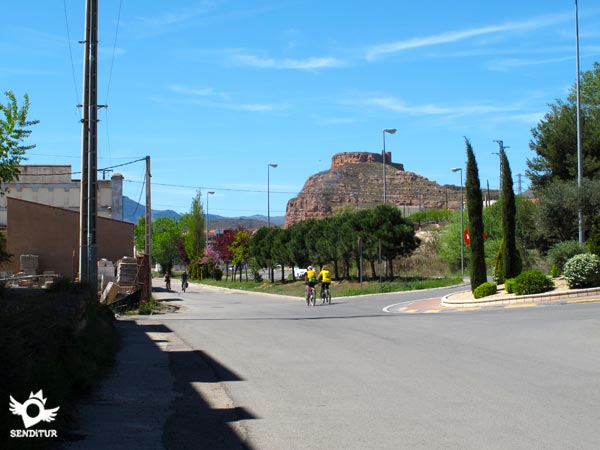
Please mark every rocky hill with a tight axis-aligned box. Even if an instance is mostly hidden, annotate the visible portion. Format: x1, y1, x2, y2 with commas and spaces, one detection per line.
285, 151, 481, 227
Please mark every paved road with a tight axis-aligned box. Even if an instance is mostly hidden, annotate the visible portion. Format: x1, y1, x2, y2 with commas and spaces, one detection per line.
67, 283, 600, 450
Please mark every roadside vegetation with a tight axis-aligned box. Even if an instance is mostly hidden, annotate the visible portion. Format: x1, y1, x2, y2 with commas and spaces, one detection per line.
0, 280, 117, 448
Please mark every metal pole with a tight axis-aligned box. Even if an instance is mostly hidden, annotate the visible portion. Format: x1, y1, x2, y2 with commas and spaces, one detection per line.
87, 0, 99, 289
145, 156, 152, 271
78, 0, 91, 283
460, 170, 464, 277
575, 0, 584, 245
206, 191, 214, 251
382, 133, 387, 204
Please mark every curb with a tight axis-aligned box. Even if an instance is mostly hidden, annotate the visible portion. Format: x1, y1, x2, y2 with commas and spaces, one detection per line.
442, 286, 600, 308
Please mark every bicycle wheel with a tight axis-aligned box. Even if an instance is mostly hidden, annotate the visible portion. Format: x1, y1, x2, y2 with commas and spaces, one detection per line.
311, 288, 316, 306
326, 289, 331, 304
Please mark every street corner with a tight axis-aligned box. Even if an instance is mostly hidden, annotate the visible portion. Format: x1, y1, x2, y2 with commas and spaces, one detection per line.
382, 297, 456, 314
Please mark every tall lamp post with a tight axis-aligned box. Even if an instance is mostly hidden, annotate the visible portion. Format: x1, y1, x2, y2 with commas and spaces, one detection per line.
267, 163, 278, 226
382, 128, 396, 203
452, 167, 464, 277
206, 191, 214, 251
575, 0, 584, 245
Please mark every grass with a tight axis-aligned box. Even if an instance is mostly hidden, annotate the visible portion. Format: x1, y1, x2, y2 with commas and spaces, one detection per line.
197, 275, 463, 298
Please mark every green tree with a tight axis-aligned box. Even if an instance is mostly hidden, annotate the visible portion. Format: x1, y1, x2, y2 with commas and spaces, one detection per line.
499, 148, 521, 281
0, 91, 39, 189
134, 216, 146, 252
183, 190, 205, 262
465, 139, 487, 291
152, 217, 183, 273
0, 91, 39, 263
230, 229, 251, 281
527, 62, 600, 189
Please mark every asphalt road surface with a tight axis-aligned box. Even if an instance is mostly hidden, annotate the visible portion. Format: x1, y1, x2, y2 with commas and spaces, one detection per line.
141, 284, 600, 450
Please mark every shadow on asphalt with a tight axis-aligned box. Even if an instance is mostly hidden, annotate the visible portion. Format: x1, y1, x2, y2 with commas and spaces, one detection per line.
130, 322, 256, 450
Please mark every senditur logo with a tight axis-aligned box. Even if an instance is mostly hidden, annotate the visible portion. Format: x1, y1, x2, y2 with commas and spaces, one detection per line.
9, 390, 59, 438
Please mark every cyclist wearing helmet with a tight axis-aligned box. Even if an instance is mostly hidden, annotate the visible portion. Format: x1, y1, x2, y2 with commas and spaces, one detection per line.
317, 265, 332, 297
305, 266, 317, 299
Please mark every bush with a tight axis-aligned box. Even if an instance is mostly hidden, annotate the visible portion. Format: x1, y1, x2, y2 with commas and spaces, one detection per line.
563, 253, 600, 289
473, 282, 497, 299
549, 264, 561, 278
512, 270, 554, 295
547, 240, 586, 274
504, 278, 516, 294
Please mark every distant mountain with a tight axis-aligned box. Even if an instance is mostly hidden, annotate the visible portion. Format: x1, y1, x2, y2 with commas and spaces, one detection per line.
123, 196, 181, 223
122, 196, 285, 228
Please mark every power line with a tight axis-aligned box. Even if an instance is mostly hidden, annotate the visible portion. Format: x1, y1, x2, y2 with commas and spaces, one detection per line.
62, 0, 80, 111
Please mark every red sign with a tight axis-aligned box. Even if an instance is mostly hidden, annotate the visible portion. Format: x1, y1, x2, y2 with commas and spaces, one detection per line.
464, 228, 470, 246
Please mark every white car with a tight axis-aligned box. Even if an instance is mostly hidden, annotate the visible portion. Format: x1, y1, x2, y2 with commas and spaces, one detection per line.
294, 267, 307, 277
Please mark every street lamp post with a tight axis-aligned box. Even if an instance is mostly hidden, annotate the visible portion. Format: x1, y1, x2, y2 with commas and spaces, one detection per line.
575, 0, 584, 245
267, 163, 278, 226
452, 168, 464, 277
206, 191, 214, 251
382, 128, 396, 204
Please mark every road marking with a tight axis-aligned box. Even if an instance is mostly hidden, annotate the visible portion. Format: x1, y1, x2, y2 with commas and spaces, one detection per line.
424, 310, 440, 314
382, 301, 415, 313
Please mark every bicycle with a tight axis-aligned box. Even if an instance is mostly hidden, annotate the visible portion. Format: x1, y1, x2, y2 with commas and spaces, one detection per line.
165, 278, 171, 291
321, 284, 331, 305
306, 286, 316, 306
181, 280, 188, 292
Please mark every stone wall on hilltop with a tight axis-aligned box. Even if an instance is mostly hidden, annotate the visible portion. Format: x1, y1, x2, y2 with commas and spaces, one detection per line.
285, 152, 488, 228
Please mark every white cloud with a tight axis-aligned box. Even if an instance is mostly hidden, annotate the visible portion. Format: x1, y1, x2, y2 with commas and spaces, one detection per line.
234, 54, 344, 70
359, 96, 514, 116
168, 84, 230, 100
365, 13, 570, 61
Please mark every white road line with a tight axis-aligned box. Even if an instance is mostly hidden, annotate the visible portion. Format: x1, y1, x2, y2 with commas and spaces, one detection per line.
382, 298, 440, 314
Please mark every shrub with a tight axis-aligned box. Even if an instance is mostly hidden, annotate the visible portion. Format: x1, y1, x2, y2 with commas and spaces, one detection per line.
512, 270, 554, 295
549, 264, 561, 278
473, 282, 497, 299
504, 278, 516, 294
547, 240, 586, 274
563, 253, 600, 289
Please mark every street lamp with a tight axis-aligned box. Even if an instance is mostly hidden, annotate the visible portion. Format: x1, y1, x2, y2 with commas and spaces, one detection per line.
206, 191, 214, 250
267, 163, 278, 226
575, 0, 584, 245
382, 128, 396, 204
452, 168, 464, 277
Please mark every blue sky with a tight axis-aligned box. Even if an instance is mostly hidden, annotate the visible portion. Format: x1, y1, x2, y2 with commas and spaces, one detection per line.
2, 1, 599, 218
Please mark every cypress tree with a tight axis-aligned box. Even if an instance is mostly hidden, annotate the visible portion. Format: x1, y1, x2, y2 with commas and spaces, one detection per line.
465, 138, 487, 291
500, 148, 521, 280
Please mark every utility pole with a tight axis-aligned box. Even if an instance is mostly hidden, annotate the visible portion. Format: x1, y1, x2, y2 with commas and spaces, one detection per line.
145, 156, 152, 280
493, 140, 509, 198
78, 0, 91, 283
575, 0, 584, 245
87, 0, 99, 288
517, 173, 523, 195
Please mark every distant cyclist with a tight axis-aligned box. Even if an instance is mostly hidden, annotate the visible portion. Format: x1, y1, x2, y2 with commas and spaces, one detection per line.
317, 265, 332, 299
305, 266, 317, 300
181, 270, 189, 292
164, 270, 171, 291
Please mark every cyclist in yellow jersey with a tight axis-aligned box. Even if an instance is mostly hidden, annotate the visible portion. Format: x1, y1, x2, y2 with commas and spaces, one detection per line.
305, 266, 317, 299
317, 265, 332, 298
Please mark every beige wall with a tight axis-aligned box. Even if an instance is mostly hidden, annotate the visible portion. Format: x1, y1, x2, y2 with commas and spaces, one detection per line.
4, 197, 134, 277
0, 165, 120, 226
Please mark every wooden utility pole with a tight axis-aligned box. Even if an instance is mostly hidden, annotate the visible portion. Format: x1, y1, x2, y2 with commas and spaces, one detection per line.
145, 156, 152, 281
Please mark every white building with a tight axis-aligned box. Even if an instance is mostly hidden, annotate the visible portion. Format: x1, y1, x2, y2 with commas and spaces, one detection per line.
0, 165, 123, 227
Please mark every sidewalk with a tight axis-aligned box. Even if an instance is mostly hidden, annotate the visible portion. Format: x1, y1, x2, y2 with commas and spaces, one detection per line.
62, 289, 250, 450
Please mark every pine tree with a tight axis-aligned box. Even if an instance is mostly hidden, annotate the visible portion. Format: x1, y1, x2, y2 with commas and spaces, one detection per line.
465, 139, 487, 291
500, 148, 521, 280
